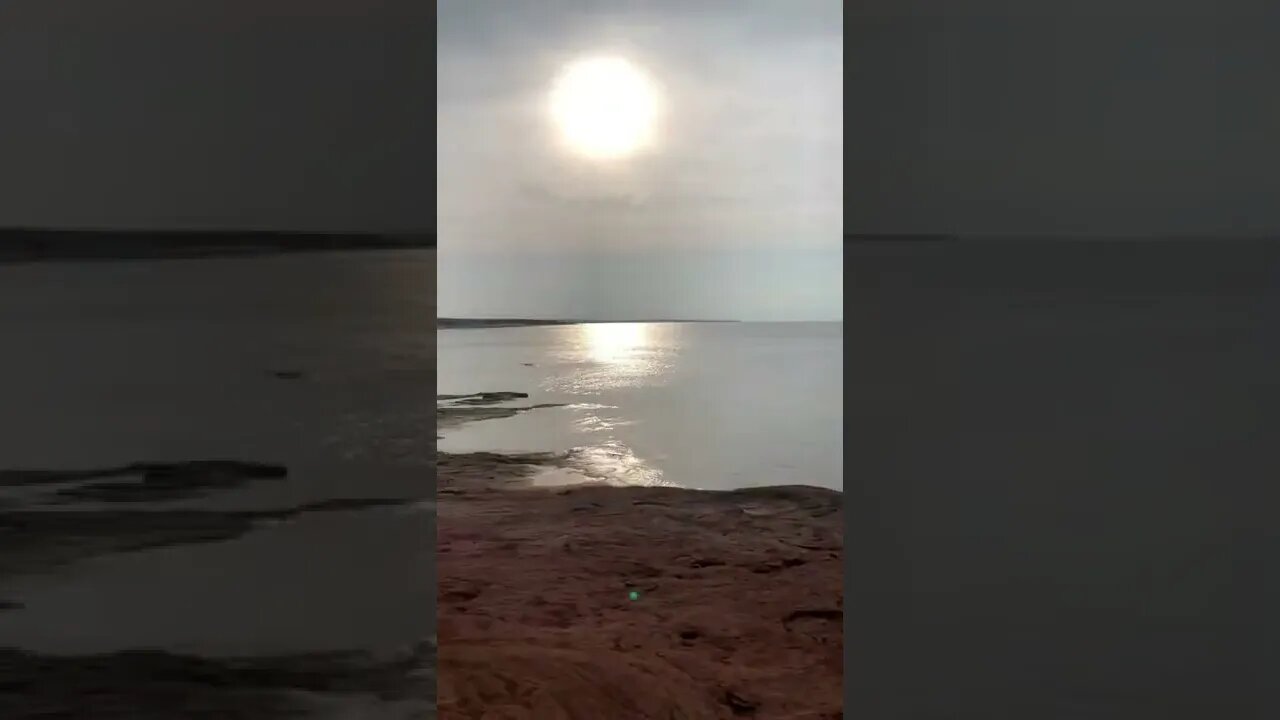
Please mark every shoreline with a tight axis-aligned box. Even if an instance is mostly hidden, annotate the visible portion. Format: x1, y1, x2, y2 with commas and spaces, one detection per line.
0, 643, 432, 719
437, 446, 843, 719
0, 228, 433, 264
439, 318, 741, 329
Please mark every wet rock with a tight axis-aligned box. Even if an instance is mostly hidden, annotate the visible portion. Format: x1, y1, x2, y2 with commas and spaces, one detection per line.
438, 451, 842, 719
436, 391, 528, 405
0, 497, 409, 581
437, 452, 564, 492
436, 403, 567, 431
436, 391, 571, 432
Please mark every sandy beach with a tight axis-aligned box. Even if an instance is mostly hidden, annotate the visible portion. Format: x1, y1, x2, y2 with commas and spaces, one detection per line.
437, 435, 843, 719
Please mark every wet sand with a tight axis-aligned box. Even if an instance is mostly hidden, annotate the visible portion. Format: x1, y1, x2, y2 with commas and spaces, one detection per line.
437, 424, 843, 718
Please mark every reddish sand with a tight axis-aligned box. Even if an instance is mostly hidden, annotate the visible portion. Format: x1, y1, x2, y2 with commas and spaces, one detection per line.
437, 452, 844, 719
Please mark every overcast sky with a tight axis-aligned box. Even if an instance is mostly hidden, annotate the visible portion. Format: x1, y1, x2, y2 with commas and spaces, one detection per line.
0, 0, 431, 232
437, 0, 843, 321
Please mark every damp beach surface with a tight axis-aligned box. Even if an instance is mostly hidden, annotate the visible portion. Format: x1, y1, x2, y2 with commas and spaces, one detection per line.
436, 449, 844, 720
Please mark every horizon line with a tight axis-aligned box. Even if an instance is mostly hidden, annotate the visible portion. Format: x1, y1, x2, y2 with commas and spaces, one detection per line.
439, 317, 841, 325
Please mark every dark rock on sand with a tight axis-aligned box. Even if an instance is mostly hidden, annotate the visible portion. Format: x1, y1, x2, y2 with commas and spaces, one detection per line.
436, 390, 568, 430
436, 451, 564, 490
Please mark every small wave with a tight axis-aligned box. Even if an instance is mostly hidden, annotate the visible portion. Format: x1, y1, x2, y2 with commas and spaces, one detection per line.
561, 442, 678, 488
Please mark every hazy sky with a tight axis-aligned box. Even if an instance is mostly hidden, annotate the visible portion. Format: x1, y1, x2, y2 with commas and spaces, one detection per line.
437, 0, 843, 321
849, 8, 1280, 236
0, 0, 431, 232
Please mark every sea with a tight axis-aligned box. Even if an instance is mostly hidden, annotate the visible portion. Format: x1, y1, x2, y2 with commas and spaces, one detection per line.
0, 250, 437, 718
849, 238, 1280, 716
10, 238, 1280, 714
437, 321, 844, 492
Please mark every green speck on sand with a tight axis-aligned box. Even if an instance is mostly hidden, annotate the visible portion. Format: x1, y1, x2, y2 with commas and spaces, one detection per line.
628, 590, 640, 601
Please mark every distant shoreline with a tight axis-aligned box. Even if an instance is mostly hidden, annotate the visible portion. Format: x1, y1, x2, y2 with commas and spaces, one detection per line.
0, 228, 433, 263
438, 318, 740, 328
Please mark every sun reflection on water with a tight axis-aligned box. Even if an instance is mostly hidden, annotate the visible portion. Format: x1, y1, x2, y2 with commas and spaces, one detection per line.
524, 324, 680, 485
563, 441, 675, 487
547, 322, 675, 394
581, 322, 649, 364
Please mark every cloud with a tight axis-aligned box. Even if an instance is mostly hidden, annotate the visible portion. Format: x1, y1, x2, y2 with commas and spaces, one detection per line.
438, 3, 841, 244
438, 0, 842, 318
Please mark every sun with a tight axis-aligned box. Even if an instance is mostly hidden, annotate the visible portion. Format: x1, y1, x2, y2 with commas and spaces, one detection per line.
548, 56, 661, 161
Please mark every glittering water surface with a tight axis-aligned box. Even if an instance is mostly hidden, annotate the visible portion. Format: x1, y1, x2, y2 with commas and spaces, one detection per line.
437, 322, 844, 491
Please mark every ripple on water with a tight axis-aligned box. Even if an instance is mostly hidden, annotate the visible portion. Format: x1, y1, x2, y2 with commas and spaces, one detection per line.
562, 442, 676, 488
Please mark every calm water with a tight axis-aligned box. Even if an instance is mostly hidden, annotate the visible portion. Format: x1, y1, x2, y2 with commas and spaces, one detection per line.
850, 240, 1280, 716
0, 250, 437, 472
438, 321, 844, 491
0, 250, 436, 660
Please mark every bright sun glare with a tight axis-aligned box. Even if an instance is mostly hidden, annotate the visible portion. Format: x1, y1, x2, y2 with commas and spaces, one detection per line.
582, 323, 649, 364
548, 56, 660, 160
